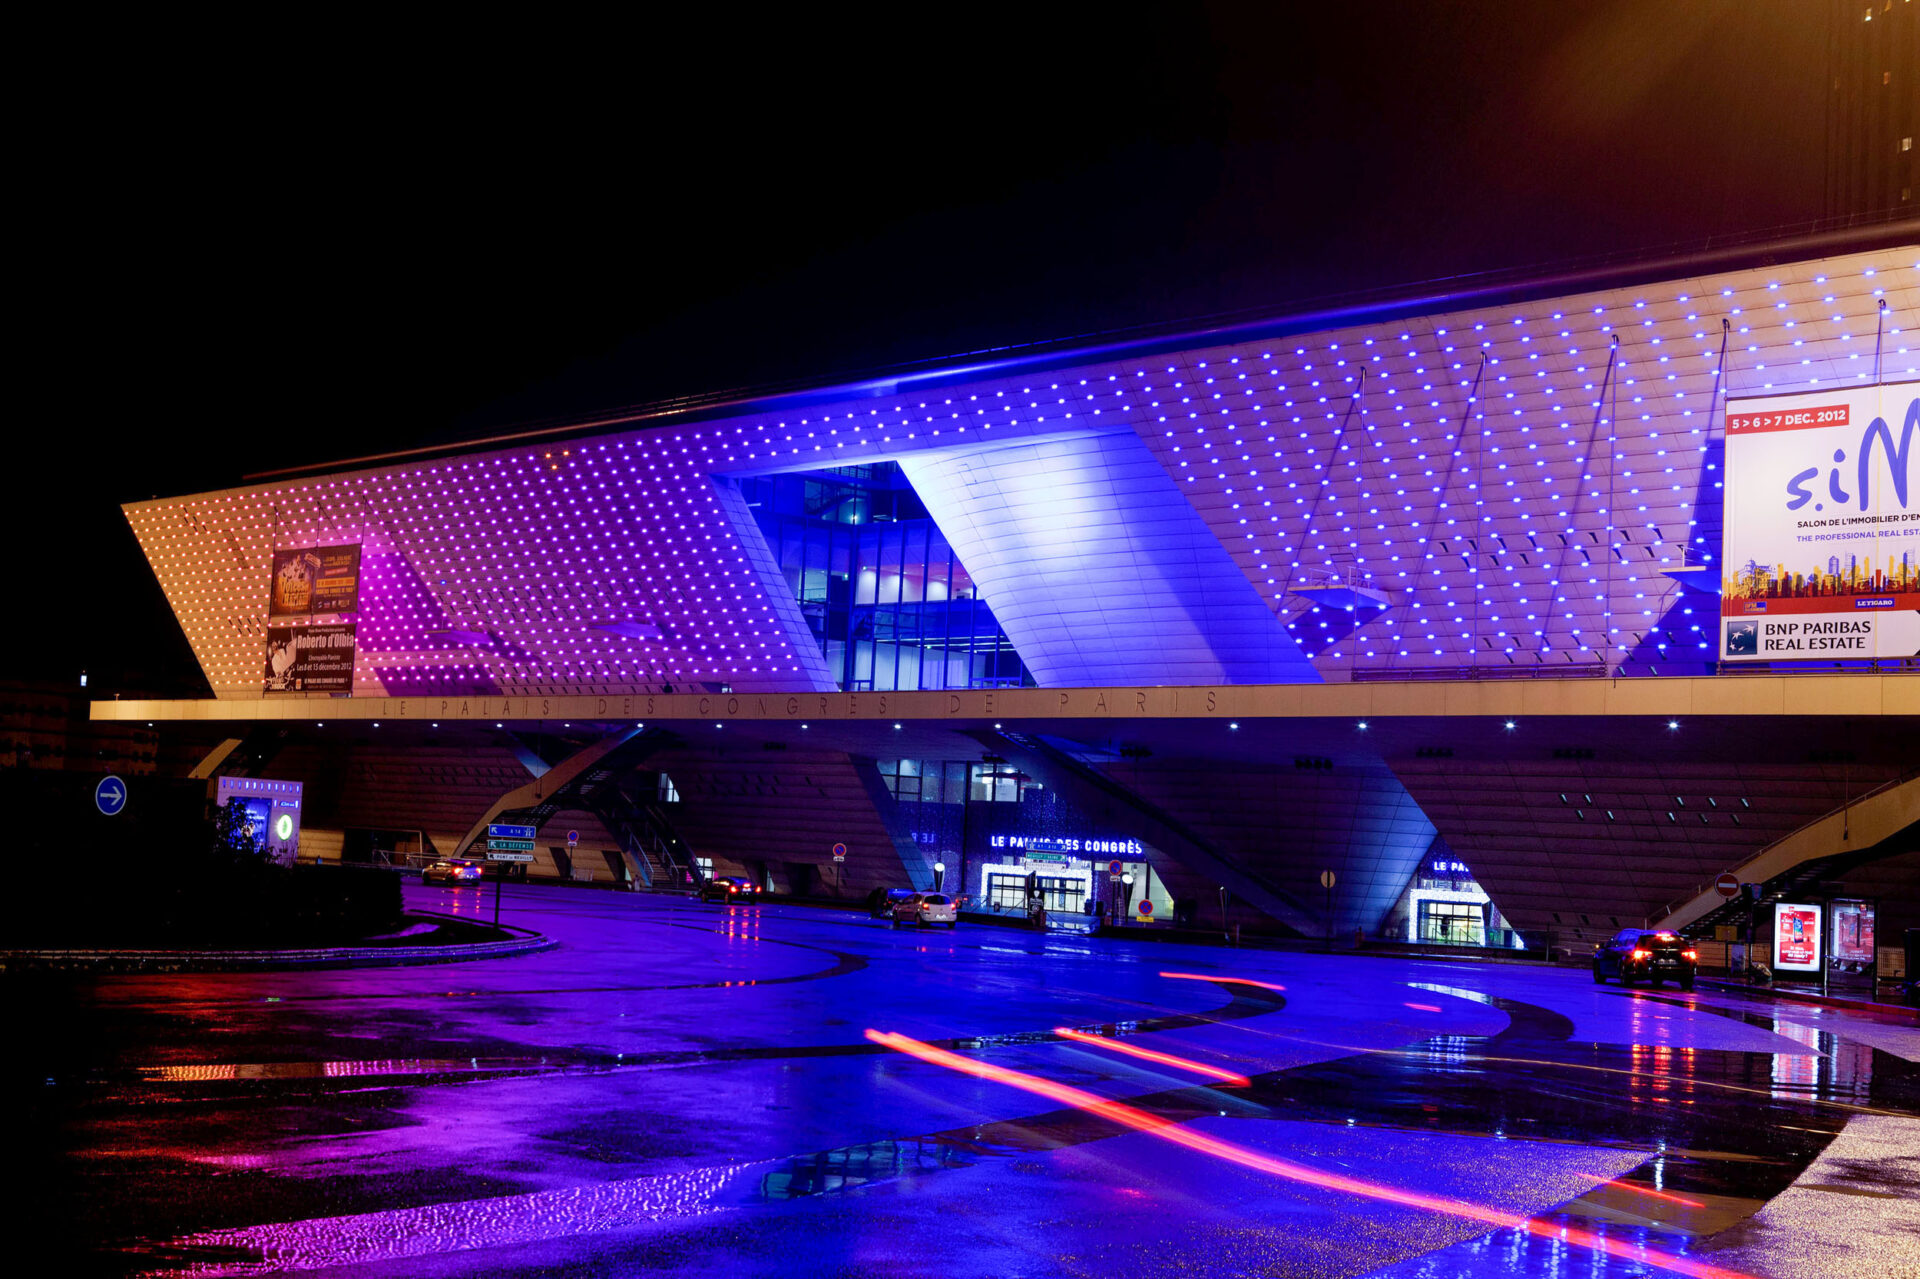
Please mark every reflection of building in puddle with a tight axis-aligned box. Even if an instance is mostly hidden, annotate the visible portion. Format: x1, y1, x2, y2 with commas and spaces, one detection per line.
1414, 1034, 1474, 1069
758, 1138, 973, 1200
1769, 1016, 1872, 1103
135, 1056, 573, 1083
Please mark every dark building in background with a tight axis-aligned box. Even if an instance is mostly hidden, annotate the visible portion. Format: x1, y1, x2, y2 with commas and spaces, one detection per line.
1826, 0, 1920, 215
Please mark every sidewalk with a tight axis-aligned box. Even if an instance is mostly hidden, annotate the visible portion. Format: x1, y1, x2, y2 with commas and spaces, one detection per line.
0, 910, 557, 974
1696, 975, 1917, 1020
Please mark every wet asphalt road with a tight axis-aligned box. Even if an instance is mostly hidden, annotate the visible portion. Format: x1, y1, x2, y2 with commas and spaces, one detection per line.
12, 885, 1919, 1279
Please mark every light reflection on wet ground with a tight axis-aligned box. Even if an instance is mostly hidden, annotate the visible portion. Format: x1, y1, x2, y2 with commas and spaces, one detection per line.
11, 886, 1915, 1278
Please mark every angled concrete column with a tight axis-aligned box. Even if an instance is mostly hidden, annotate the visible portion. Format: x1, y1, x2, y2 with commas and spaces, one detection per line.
973, 730, 1318, 934
451, 728, 667, 858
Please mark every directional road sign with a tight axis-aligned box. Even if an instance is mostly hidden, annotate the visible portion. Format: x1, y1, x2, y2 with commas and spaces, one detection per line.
488, 851, 535, 863
488, 823, 537, 841
487, 839, 536, 852
95, 775, 128, 816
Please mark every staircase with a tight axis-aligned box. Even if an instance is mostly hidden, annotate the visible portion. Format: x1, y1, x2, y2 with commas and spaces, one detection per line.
1655, 770, 1920, 936
452, 728, 676, 875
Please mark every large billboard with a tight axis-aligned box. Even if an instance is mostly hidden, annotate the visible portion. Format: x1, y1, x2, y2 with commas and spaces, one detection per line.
264, 622, 357, 694
270, 544, 361, 617
1720, 381, 1920, 662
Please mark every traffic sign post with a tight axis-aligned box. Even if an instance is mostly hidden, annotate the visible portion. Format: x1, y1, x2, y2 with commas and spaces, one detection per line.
483, 825, 536, 928
1714, 873, 1740, 899
1320, 869, 1337, 948
95, 775, 128, 816
831, 842, 847, 863
567, 830, 579, 848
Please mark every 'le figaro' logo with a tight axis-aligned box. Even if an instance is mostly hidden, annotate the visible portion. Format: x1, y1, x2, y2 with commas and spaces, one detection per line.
1783, 395, 1916, 513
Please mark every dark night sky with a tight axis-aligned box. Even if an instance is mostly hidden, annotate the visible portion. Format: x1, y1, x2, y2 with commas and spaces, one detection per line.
18, 2, 1885, 695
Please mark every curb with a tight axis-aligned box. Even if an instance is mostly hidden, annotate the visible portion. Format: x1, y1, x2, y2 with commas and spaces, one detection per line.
1696, 977, 1918, 1019
0, 911, 557, 973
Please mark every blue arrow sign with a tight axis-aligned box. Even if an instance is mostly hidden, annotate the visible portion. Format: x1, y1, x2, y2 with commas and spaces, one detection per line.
95, 775, 128, 816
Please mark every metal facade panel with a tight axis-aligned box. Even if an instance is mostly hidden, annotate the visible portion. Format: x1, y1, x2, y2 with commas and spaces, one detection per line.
122, 246, 1917, 699
1393, 758, 1907, 935
897, 431, 1319, 686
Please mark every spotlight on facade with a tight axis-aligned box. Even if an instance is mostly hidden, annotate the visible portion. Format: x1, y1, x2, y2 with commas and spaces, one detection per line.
1667, 720, 1680, 730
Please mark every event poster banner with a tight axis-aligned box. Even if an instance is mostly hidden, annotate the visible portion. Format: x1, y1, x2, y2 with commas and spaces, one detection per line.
1773, 902, 1823, 972
269, 544, 361, 617
264, 623, 357, 694
1721, 380, 1920, 661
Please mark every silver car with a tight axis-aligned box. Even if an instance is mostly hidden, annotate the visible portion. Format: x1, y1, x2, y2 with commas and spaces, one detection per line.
892, 892, 959, 929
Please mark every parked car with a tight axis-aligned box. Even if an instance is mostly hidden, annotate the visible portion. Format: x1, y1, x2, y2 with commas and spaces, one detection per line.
422, 859, 483, 885
893, 892, 959, 929
1593, 928, 1697, 989
700, 875, 760, 904
870, 887, 918, 919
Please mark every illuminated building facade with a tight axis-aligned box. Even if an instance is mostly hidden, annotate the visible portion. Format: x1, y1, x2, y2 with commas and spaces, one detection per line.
108, 233, 1920, 950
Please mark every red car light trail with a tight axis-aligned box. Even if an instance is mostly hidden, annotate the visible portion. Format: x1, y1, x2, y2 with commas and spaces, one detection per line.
1570, 1172, 1706, 1208
864, 1029, 1755, 1279
1052, 1026, 1251, 1086
1158, 971, 1286, 992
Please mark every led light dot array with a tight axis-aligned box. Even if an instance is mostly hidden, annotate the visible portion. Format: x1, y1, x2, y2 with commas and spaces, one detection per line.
126, 249, 1915, 697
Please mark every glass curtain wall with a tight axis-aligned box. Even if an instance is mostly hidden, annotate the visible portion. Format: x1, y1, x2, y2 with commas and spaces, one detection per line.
741, 465, 1032, 692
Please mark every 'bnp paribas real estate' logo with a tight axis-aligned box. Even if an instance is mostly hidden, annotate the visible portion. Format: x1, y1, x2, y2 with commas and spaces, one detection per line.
1725, 620, 1759, 656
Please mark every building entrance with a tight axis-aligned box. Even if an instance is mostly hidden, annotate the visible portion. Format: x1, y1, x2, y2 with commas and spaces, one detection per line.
1417, 899, 1486, 947
985, 872, 1085, 913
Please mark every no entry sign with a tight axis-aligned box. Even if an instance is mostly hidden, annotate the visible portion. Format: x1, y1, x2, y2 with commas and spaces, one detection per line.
1714, 873, 1740, 899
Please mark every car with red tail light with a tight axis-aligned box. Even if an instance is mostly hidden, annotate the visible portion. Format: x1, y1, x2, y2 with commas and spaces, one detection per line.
1593, 929, 1697, 989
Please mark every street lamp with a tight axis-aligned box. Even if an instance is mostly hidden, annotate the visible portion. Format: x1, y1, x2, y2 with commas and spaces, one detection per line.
933, 860, 946, 891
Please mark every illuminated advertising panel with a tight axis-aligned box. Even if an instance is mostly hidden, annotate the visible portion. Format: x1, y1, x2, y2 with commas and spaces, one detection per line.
213, 776, 303, 866
1829, 898, 1875, 964
1772, 902, 1823, 972
1721, 381, 1920, 662
270, 544, 361, 617
264, 622, 357, 694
